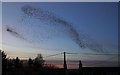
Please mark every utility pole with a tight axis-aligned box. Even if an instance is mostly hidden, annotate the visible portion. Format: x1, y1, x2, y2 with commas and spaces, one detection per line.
63, 52, 67, 75
79, 60, 83, 75
79, 60, 82, 70
64, 52, 67, 70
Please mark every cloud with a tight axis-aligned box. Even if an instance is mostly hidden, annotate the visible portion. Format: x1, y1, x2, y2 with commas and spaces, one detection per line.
3, 49, 37, 59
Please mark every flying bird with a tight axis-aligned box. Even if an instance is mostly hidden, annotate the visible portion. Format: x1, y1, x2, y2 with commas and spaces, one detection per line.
6, 26, 26, 41
20, 5, 105, 53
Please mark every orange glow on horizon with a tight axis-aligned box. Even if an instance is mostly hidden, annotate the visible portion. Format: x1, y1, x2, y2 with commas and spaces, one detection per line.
54, 64, 95, 69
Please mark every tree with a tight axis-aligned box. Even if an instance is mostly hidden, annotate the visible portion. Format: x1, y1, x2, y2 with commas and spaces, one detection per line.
2, 51, 8, 75
34, 54, 45, 68
28, 58, 33, 68
14, 57, 20, 68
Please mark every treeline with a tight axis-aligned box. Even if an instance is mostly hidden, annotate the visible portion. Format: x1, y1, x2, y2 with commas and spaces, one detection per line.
1, 51, 57, 75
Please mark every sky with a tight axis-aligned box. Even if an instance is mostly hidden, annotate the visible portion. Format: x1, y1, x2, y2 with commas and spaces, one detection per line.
1, 2, 118, 68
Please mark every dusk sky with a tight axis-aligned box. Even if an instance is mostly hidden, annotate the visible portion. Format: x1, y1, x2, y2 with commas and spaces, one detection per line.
1, 2, 118, 68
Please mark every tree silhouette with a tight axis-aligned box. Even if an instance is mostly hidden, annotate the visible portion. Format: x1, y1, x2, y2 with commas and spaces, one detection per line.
2, 51, 8, 75
28, 58, 33, 68
33, 54, 45, 68
14, 57, 20, 68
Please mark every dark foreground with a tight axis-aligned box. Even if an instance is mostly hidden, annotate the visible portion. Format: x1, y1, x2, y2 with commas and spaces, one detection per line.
4, 67, 120, 75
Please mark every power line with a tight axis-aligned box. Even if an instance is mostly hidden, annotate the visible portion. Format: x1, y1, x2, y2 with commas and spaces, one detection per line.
66, 52, 78, 54
43, 52, 78, 58
43, 52, 118, 68
43, 52, 63, 58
